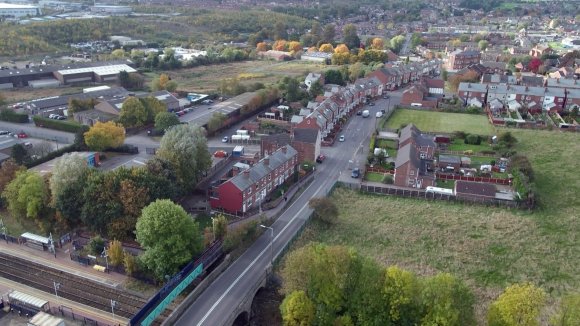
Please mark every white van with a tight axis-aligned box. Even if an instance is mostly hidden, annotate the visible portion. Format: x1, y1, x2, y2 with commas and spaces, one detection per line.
376, 112, 383, 118
411, 103, 422, 107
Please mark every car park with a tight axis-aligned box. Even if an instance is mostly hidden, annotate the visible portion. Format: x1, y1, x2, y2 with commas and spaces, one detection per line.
339, 135, 345, 142
316, 154, 326, 163
351, 168, 360, 178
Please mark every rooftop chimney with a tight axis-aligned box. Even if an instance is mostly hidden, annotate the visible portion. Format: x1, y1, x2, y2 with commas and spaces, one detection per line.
281, 146, 287, 154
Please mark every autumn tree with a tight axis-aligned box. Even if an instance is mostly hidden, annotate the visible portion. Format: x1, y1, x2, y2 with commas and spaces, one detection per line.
256, 42, 269, 52
528, 58, 542, 73
488, 283, 546, 326
273, 40, 288, 51
334, 44, 349, 54
84, 121, 125, 151
319, 43, 334, 53
287, 41, 302, 53
421, 273, 475, 326
157, 124, 211, 191
371, 38, 385, 50
152, 73, 173, 91
280, 291, 315, 326
342, 24, 360, 50
154, 111, 180, 132
123, 252, 137, 276
383, 266, 422, 324
448, 70, 480, 92
136, 199, 203, 279
2, 170, 49, 221
108, 239, 124, 267
119, 179, 149, 217
213, 214, 228, 240
140, 96, 167, 122
50, 153, 90, 206
207, 112, 227, 133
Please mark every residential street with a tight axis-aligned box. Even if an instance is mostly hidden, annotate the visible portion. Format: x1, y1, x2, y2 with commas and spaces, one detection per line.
174, 90, 403, 326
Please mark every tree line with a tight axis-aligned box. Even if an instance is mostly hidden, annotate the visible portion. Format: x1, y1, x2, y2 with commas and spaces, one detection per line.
279, 243, 579, 326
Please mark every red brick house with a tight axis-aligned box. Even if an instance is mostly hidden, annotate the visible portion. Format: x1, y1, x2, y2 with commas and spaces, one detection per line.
210, 145, 298, 214
400, 78, 445, 108
261, 133, 291, 158
394, 124, 436, 189
291, 128, 321, 163
529, 45, 552, 58
447, 49, 481, 70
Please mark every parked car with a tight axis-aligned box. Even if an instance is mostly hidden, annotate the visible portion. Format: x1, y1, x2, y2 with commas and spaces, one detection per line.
202, 99, 213, 104
0, 130, 9, 135
368, 102, 375, 106
17, 132, 28, 138
351, 168, 360, 178
56, 116, 66, 120
339, 135, 345, 142
316, 154, 326, 163
48, 114, 57, 119
380, 109, 386, 114
356, 111, 362, 116
383, 95, 390, 99
222, 136, 229, 143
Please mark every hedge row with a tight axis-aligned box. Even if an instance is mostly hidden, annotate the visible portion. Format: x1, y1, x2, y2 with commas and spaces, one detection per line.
0, 109, 29, 123
25, 143, 81, 169
33, 116, 83, 133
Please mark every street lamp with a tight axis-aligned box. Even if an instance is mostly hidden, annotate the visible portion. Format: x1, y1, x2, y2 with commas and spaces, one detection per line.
110, 299, 117, 318
53, 281, 60, 303
259, 225, 274, 265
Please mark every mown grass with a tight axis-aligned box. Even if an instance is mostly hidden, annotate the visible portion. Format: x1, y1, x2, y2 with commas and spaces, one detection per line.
295, 129, 580, 322
447, 138, 495, 152
364, 172, 385, 183
386, 109, 495, 135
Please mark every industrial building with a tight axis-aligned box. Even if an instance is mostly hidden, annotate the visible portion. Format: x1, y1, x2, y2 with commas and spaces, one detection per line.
0, 2, 41, 17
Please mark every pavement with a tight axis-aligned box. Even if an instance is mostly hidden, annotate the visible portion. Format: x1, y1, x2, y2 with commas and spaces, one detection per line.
174, 89, 403, 325
0, 240, 129, 325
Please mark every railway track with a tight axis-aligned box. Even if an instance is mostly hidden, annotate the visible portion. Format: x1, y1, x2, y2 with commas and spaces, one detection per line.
0, 252, 151, 319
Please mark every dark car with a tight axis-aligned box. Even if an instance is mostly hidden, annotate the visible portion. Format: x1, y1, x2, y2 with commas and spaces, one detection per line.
316, 154, 326, 163
368, 102, 375, 106
351, 168, 360, 178
356, 111, 362, 116
383, 95, 390, 99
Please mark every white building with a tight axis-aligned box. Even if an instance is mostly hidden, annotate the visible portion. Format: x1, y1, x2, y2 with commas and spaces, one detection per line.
0, 3, 41, 17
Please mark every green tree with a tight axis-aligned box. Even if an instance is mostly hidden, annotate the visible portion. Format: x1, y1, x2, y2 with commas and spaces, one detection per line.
84, 121, 125, 151
157, 124, 211, 191
383, 266, 422, 324
324, 69, 345, 86
308, 197, 338, 224
322, 24, 336, 44
2, 170, 49, 220
136, 199, 203, 279
140, 96, 167, 123
80, 170, 122, 234
123, 251, 137, 276
478, 40, 489, 51
0, 159, 25, 205
342, 24, 360, 50
442, 68, 448, 81
207, 112, 227, 133
488, 283, 546, 326
111, 49, 126, 59
50, 153, 90, 206
118, 70, 131, 89
154, 111, 180, 132
11, 144, 29, 165
420, 273, 475, 326
390, 35, 406, 54
551, 293, 580, 326
119, 96, 147, 128
280, 291, 316, 326
55, 170, 88, 228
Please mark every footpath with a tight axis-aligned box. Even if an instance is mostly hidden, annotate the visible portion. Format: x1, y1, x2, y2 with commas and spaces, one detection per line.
0, 239, 129, 325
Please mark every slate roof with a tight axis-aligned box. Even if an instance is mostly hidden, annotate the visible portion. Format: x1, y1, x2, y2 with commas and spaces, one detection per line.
439, 155, 461, 164
293, 128, 319, 143
455, 181, 497, 198
399, 123, 436, 148
229, 145, 297, 191
27, 87, 129, 110
458, 82, 488, 93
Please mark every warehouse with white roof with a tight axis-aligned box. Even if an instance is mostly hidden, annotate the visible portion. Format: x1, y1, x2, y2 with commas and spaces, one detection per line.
0, 2, 41, 17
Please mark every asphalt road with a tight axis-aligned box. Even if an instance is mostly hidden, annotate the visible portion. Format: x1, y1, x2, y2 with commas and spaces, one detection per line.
0, 121, 74, 144
174, 90, 403, 326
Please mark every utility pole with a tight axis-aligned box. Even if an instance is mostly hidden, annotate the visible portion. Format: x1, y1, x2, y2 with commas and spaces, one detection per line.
111, 299, 117, 319
0, 219, 7, 244
211, 217, 216, 242
53, 281, 60, 306
102, 248, 109, 271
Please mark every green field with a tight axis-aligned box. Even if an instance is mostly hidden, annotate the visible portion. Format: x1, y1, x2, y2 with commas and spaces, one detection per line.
387, 109, 495, 135
294, 129, 580, 322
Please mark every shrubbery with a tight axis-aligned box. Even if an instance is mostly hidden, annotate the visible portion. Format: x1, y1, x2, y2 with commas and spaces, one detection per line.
0, 109, 29, 123
33, 116, 83, 133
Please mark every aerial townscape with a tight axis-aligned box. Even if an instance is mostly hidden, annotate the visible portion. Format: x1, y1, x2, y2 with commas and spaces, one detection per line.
0, 0, 579, 325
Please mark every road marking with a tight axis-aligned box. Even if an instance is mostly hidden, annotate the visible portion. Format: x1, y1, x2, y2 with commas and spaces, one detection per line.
196, 177, 329, 326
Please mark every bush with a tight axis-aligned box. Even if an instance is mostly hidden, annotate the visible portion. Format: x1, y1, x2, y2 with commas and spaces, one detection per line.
33, 116, 82, 133
24, 143, 81, 168
464, 134, 481, 145
453, 131, 467, 139
0, 109, 28, 123
88, 236, 105, 256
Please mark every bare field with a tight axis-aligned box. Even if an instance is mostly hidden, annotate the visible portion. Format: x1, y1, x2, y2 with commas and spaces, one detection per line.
145, 60, 335, 93
295, 129, 580, 323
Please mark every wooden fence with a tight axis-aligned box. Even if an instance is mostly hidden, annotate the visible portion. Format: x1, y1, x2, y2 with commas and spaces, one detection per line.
436, 173, 511, 185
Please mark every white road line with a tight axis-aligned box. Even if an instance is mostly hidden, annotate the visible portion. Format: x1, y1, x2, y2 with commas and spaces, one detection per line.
196, 178, 328, 326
